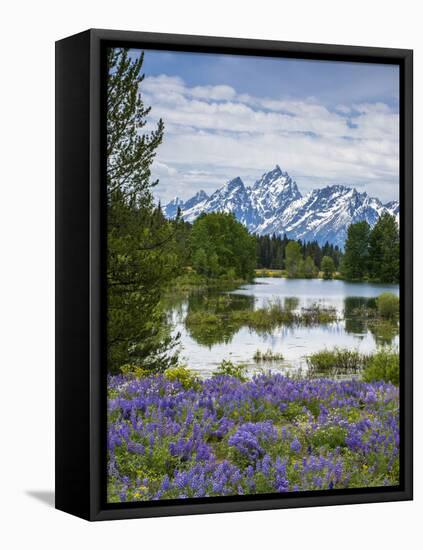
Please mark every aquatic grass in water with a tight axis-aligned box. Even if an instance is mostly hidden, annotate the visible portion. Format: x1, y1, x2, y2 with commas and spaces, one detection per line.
185, 299, 337, 334
306, 348, 369, 377
253, 349, 285, 363
376, 292, 399, 320
107, 372, 399, 502
306, 347, 399, 383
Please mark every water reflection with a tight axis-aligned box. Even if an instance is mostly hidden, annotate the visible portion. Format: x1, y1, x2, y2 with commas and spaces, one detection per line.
182, 292, 254, 346
165, 278, 399, 375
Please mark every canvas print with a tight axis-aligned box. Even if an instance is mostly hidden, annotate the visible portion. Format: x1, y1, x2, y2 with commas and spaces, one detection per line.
106, 47, 400, 503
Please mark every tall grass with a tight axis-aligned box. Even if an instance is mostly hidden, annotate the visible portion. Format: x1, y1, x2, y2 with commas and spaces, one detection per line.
306, 347, 399, 384
253, 349, 284, 362
306, 348, 368, 377
185, 300, 337, 333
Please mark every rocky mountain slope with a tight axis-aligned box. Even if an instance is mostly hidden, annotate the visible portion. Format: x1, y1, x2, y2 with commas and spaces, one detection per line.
164, 165, 399, 248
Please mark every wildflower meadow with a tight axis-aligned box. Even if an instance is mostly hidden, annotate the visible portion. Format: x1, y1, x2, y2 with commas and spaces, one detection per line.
107, 373, 399, 502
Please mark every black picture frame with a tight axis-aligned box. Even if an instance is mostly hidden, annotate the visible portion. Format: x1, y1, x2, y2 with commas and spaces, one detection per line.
55, 28, 413, 521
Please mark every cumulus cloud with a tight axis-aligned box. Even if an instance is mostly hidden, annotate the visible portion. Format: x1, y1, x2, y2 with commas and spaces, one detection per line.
142, 74, 399, 203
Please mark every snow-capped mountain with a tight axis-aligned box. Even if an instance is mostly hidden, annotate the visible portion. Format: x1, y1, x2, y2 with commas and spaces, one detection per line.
164, 190, 209, 219
183, 190, 209, 211
164, 165, 399, 248
186, 177, 259, 227
384, 200, 400, 220
163, 196, 185, 219
266, 185, 390, 247
250, 165, 302, 224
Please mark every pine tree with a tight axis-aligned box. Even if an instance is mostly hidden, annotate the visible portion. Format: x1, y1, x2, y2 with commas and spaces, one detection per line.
341, 221, 371, 280
107, 48, 179, 374
368, 213, 399, 283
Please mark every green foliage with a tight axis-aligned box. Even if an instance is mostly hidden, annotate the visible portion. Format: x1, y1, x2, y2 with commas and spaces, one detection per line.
107, 49, 164, 200
341, 214, 399, 284
108, 200, 181, 373
212, 360, 249, 381
321, 255, 336, 279
164, 365, 200, 389
368, 213, 399, 283
285, 241, 304, 278
303, 256, 318, 278
192, 247, 208, 276
341, 221, 371, 280
185, 299, 337, 347
362, 348, 399, 385
106, 48, 182, 374
119, 364, 149, 378
310, 425, 347, 449
376, 292, 399, 319
306, 348, 369, 376
368, 319, 399, 346
190, 213, 256, 280
255, 233, 341, 271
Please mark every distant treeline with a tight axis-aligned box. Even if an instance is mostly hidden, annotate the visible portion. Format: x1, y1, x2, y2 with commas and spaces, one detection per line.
255, 233, 342, 271
168, 211, 399, 283
164, 210, 342, 280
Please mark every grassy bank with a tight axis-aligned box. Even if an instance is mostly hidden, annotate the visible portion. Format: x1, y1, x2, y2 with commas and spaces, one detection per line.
254, 268, 343, 279
255, 268, 287, 278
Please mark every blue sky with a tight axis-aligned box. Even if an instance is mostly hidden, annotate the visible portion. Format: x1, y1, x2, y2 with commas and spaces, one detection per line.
129, 48, 400, 203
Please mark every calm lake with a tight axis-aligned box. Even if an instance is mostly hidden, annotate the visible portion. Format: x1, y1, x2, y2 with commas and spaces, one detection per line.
168, 278, 399, 377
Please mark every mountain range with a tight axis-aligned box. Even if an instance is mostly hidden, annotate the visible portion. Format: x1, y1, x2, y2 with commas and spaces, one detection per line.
163, 165, 399, 248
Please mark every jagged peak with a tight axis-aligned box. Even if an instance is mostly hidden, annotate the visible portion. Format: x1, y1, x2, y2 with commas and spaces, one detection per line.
223, 176, 246, 191
253, 165, 298, 191
310, 184, 354, 197
384, 199, 399, 208
257, 165, 283, 182
163, 167, 396, 248
168, 196, 184, 205
193, 189, 209, 200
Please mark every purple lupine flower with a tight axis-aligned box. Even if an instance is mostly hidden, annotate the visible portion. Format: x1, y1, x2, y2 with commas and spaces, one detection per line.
290, 438, 301, 453
107, 372, 399, 502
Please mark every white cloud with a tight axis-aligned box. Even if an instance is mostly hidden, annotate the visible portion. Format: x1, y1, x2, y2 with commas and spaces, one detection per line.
142, 74, 399, 203
153, 161, 178, 177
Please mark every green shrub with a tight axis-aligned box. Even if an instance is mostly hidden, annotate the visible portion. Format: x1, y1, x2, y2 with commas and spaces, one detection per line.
120, 364, 149, 378
306, 348, 368, 376
321, 255, 336, 279
281, 402, 306, 421
310, 425, 347, 449
164, 365, 200, 389
212, 359, 249, 381
376, 292, 399, 319
362, 348, 399, 385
